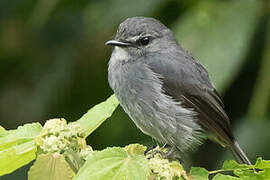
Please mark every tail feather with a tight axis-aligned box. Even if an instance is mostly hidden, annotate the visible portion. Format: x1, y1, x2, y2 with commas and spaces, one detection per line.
230, 140, 252, 165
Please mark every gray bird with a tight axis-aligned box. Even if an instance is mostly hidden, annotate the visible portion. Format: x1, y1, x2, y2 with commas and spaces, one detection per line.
106, 16, 251, 164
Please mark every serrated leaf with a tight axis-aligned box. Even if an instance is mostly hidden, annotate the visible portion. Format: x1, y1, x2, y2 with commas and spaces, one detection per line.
28, 153, 74, 180
234, 168, 270, 180
173, 0, 259, 92
73, 145, 149, 180
0, 122, 42, 150
232, 158, 270, 180
0, 126, 7, 137
254, 157, 270, 169
212, 173, 239, 180
0, 123, 42, 176
222, 160, 252, 170
209, 157, 270, 180
75, 94, 119, 137
124, 143, 147, 155
0, 140, 37, 176
190, 167, 209, 180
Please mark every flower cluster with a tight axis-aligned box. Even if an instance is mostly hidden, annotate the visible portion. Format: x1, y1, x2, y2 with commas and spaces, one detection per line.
36, 118, 93, 169
146, 147, 189, 180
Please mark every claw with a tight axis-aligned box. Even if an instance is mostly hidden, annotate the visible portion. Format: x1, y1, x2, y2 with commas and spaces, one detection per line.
145, 146, 182, 162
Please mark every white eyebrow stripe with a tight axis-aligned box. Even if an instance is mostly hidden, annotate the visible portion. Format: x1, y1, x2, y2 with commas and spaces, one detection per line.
126, 35, 141, 42
126, 33, 154, 42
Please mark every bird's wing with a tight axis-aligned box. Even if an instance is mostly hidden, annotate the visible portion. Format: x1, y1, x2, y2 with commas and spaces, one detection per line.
145, 52, 234, 146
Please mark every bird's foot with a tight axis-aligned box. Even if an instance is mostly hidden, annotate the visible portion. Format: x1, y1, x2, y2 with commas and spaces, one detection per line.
145, 146, 167, 159
145, 145, 182, 162
162, 146, 182, 162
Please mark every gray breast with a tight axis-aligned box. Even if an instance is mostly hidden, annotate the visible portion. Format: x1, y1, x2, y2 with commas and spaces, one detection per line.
108, 55, 203, 153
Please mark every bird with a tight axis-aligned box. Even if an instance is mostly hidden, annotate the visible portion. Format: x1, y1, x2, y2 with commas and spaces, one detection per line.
106, 16, 251, 165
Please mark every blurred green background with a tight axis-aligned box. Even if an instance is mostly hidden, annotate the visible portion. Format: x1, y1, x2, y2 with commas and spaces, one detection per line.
0, 0, 270, 179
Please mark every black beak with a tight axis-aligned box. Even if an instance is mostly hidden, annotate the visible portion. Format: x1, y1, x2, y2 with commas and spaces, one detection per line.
105, 40, 131, 47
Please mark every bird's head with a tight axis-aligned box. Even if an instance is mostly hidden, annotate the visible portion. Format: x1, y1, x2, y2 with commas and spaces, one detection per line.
106, 17, 178, 61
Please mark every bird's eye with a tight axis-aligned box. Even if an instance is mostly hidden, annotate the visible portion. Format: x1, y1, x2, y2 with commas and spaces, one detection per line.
138, 37, 150, 46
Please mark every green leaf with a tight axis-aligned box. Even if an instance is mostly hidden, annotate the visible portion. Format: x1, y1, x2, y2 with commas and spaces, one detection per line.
254, 157, 270, 169
124, 143, 147, 155
73, 145, 149, 180
232, 158, 270, 180
190, 167, 209, 180
222, 160, 252, 170
212, 174, 239, 180
0, 123, 42, 176
75, 94, 119, 137
28, 153, 74, 180
0, 126, 7, 137
173, 0, 259, 92
209, 158, 270, 180
0, 140, 37, 176
0, 122, 42, 150
234, 168, 270, 180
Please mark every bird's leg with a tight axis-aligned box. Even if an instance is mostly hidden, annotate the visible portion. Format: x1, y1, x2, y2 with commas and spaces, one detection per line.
145, 144, 182, 162
145, 144, 168, 159
144, 145, 158, 155
162, 145, 182, 162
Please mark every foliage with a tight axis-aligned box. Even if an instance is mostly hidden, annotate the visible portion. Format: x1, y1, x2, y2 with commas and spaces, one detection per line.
28, 153, 74, 180
1, 95, 270, 179
0, 123, 42, 176
0, 95, 117, 178
74, 145, 149, 180
192, 158, 270, 179
75, 94, 119, 137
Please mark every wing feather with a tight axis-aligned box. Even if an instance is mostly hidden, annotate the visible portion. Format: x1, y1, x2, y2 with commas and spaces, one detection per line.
145, 52, 234, 146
